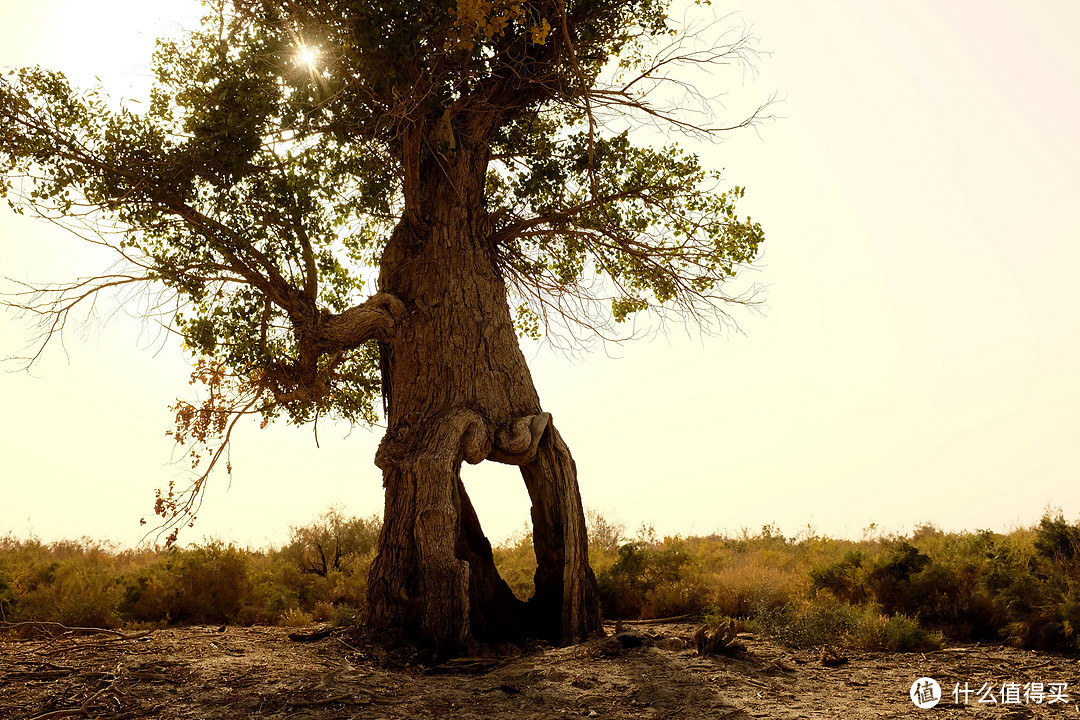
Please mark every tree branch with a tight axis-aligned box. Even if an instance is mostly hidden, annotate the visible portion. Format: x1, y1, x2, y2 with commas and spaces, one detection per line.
315, 291, 407, 351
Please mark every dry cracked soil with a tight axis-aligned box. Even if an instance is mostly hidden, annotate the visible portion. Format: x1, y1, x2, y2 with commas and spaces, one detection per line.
2, 621, 1078, 719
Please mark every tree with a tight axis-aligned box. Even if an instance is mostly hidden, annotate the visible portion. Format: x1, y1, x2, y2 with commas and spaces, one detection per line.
1, 0, 766, 657
286, 508, 380, 577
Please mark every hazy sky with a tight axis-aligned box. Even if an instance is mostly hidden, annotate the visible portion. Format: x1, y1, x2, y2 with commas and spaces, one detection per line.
2, 0, 1078, 549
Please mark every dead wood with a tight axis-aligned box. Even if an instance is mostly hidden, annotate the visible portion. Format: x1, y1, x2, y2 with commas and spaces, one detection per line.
288, 627, 335, 642
26, 679, 116, 720
1, 621, 153, 641
617, 614, 696, 626
694, 620, 739, 656
284, 693, 370, 708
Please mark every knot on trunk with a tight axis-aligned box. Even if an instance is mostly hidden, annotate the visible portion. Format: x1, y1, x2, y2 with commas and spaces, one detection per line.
489, 412, 551, 465
460, 413, 493, 465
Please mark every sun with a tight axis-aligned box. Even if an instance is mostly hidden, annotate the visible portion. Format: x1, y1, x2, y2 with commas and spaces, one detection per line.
296, 45, 319, 69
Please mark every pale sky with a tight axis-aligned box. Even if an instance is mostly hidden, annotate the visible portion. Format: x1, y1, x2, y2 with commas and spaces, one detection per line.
2, 0, 1078, 549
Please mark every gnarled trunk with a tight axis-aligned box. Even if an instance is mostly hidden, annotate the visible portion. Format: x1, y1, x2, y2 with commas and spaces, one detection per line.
365, 140, 601, 656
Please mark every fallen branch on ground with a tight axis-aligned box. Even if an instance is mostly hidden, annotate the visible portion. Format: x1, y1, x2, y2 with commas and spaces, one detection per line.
0, 621, 153, 641
26, 679, 115, 720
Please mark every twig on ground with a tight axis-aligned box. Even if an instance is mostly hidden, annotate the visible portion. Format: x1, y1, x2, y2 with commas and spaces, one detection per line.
26, 679, 115, 720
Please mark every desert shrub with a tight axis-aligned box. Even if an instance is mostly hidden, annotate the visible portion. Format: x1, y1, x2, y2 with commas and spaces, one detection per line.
0, 511, 382, 630
236, 550, 370, 625
493, 511, 629, 605
849, 606, 942, 652
326, 552, 372, 608
16, 557, 124, 628
332, 604, 364, 627
492, 527, 536, 602
597, 531, 708, 619
121, 541, 250, 624
809, 549, 869, 605
239, 567, 301, 625
0, 538, 126, 628
586, 510, 626, 575
641, 574, 711, 618
751, 596, 855, 649
998, 512, 1080, 650
803, 517, 1080, 651
312, 601, 335, 622
0, 568, 16, 621
863, 541, 931, 613
753, 596, 941, 652
709, 563, 792, 620
47, 564, 121, 628
1034, 512, 1080, 565
2, 509, 1079, 652
280, 607, 314, 627
282, 508, 381, 578
811, 537, 989, 641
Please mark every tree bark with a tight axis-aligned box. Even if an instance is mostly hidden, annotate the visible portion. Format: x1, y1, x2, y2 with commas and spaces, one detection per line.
364, 131, 601, 656
521, 423, 602, 645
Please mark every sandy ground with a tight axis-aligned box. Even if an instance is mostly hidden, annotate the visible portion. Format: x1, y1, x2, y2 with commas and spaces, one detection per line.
2, 622, 1078, 718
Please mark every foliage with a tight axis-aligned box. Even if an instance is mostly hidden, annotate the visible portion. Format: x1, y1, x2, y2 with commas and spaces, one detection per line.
0, 566, 18, 621
492, 509, 629, 602
596, 526, 709, 619
0, 509, 378, 630
0, 537, 130, 628
7, 510, 1080, 654
806, 513, 1080, 651
751, 597, 941, 653
492, 526, 537, 602
121, 541, 253, 624
585, 508, 626, 574
281, 507, 380, 577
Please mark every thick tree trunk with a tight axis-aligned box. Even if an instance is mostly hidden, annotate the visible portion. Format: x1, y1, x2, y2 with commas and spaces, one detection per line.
365, 136, 601, 656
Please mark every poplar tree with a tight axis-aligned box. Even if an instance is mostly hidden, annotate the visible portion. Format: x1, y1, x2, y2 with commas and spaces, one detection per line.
1, 0, 766, 657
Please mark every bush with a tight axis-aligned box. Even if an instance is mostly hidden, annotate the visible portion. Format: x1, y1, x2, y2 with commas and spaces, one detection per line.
121, 541, 251, 624
809, 549, 869, 605
850, 607, 942, 652
754, 596, 941, 652
492, 526, 537, 602
280, 607, 314, 627
2, 508, 1079, 653
282, 508, 381, 578
0, 538, 126, 628
752, 597, 855, 649
17, 557, 124, 628
597, 531, 710, 619
332, 604, 364, 627
804, 514, 1080, 652
0, 567, 16, 621
586, 509, 626, 575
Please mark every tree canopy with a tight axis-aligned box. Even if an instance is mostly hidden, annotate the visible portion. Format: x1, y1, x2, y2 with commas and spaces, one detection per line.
1, 0, 766, 543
